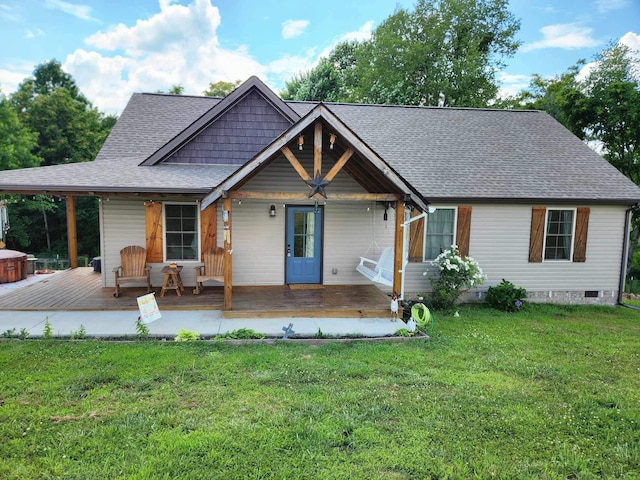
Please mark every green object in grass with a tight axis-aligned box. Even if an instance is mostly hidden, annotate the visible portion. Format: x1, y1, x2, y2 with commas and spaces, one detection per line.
174, 328, 200, 341
411, 302, 434, 333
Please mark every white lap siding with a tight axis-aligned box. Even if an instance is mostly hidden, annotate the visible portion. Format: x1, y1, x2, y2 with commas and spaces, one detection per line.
100, 153, 397, 287
402, 203, 627, 304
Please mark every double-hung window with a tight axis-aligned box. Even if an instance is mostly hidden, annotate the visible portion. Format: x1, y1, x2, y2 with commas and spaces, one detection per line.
164, 203, 199, 261
529, 206, 588, 263
424, 207, 456, 261
544, 208, 575, 261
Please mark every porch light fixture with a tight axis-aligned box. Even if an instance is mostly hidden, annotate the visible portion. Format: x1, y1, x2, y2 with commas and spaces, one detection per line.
269, 204, 276, 217
329, 133, 337, 150
297, 134, 304, 150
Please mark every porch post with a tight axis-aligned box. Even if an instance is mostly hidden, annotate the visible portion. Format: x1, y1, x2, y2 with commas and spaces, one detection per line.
66, 196, 78, 268
223, 197, 232, 311
393, 200, 405, 298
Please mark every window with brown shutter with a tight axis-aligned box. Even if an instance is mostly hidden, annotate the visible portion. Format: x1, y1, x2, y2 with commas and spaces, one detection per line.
200, 202, 218, 259
456, 206, 472, 257
529, 206, 589, 263
408, 209, 424, 262
145, 201, 163, 263
145, 201, 205, 262
529, 207, 546, 263
572, 207, 589, 262
408, 206, 469, 261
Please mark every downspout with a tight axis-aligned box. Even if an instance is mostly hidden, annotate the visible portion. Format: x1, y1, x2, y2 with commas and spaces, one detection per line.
401, 210, 427, 300
618, 203, 639, 305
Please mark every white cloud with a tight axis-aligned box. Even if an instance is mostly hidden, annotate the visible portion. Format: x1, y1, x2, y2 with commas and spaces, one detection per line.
576, 31, 640, 82
497, 72, 531, 98
267, 20, 374, 94
24, 28, 45, 39
44, 0, 99, 22
0, 67, 31, 95
595, 0, 630, 14
62, 0, 268, 114
619, 31, 640, 53
281, 19, 309, 40
0, 4, 20, 22
522, 23, 601, 52
317, 20, 374, 59
1, 1, 392, 114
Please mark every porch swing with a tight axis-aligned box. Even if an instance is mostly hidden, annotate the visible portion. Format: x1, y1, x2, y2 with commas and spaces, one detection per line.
356, 204, 429, 295
356, 246, 395, 287
355, 203, 395, 287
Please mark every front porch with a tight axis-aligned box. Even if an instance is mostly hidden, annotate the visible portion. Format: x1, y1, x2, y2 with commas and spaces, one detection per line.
0, 268, 391, 318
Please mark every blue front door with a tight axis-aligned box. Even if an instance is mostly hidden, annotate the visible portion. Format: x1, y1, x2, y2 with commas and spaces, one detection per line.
286, 206, 322, 284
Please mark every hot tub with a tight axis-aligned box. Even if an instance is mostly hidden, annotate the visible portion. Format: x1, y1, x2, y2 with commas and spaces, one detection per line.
0, 250, 27, 284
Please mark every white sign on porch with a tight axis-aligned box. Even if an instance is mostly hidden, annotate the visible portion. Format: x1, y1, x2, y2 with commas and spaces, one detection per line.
137, 293, 161, 323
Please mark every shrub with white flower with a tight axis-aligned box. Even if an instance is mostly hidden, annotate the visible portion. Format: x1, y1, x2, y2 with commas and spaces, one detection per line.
428, 245, 485, 311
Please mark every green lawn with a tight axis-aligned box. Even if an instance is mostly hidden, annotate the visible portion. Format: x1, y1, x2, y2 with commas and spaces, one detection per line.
1, 304, 639, 479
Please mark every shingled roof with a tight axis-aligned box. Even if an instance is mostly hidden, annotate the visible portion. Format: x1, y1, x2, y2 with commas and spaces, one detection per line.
288, 102, 640, 203
0, 78, 638, 204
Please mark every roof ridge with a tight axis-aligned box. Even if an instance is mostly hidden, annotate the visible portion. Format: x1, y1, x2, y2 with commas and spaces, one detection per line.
285, 99, 540, 113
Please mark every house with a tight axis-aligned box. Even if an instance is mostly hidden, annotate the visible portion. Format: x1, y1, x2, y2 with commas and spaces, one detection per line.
0, 76, 638, 310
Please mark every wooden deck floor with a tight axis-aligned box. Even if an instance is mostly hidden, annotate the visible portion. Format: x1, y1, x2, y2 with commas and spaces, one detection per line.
0, 268, 391, 318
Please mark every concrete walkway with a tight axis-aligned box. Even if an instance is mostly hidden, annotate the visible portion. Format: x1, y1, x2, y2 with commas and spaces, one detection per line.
0, 271, 404, 339
0, 309, 402, 338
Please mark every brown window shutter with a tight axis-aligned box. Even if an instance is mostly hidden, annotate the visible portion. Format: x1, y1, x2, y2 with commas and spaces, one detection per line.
529, 207, 546, 263
456, 206, 472, 257
200, 202, 218, 259
408, 209, 425, 262
145, 201, 163, 263
573, 207, 590, 262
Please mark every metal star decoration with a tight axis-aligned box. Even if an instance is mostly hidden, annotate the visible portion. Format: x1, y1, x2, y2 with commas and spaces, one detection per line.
305, 170, 330, 198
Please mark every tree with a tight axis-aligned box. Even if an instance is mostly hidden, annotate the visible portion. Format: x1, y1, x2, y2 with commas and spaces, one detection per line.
283, 0, 520, 107
11, 60, 110, 166
512, 44, 640, 277
281, 59, 343, 102
6, 60, 114, 257
0, 95, 41, 170
282, 41, 360, 102
203, 80, 241, 97
583, 44, 640, 278
354, 0, 521, 106
156, 84, 184, 95
500, 63, 591, 139
583, 44, 640, 184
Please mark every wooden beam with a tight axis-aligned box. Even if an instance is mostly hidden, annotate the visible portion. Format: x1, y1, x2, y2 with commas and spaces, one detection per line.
324, 147, 354, 182
314, 121, 322, 176
66, 196, 78, 268
393, 201, 405, 299
223, 197, 232, 311
280, 145, 311, 181
228, 191, 401, 201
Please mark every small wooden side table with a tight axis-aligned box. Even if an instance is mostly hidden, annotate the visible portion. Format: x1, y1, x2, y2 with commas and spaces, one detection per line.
160, 265, 184, 297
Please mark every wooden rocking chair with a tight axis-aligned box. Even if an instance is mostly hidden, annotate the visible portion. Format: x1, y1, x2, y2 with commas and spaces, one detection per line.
113, 245, 152, 298
193, 247, 224, 294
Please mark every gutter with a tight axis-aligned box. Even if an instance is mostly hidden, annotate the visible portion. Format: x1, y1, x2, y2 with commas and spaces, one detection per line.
618, 203, 640, 305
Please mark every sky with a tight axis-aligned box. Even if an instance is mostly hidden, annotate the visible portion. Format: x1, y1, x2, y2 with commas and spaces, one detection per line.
0, 0, 639, 115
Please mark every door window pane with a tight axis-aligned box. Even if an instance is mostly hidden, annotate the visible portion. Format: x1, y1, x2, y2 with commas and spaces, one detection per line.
293, 212, 315, 258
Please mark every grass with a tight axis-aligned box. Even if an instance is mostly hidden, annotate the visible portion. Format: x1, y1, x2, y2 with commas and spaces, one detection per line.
0, 304, 639, 479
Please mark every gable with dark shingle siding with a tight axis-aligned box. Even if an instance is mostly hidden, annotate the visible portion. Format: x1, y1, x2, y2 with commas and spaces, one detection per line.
165, 90, 292, 165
